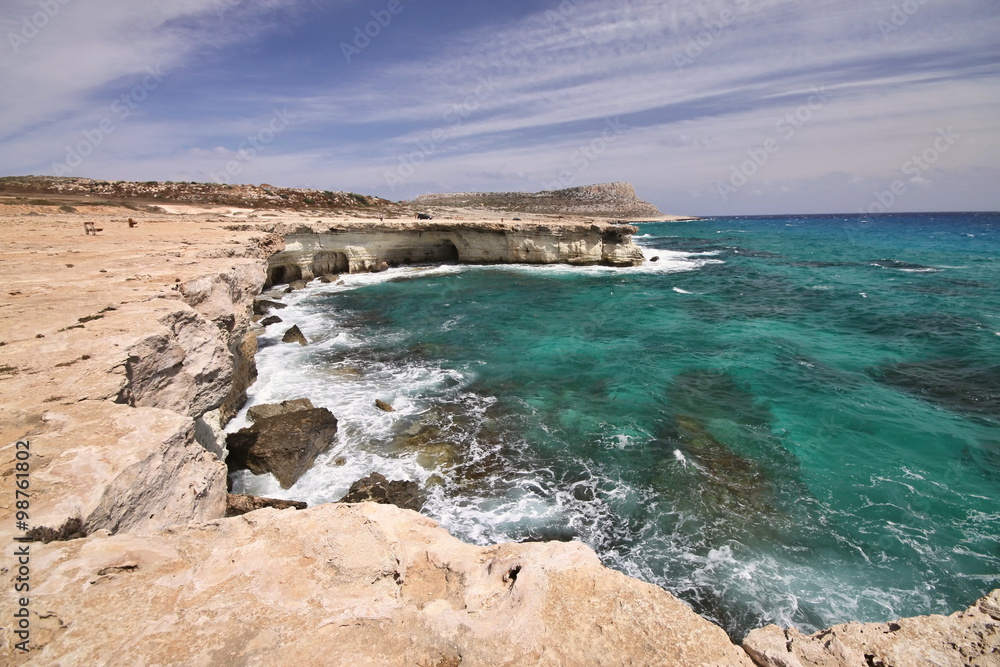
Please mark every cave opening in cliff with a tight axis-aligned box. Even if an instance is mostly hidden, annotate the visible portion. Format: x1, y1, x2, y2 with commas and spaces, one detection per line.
383, 239, 461, 268
312, 251, 349, 276
267, 264, 302, 286
439, 239, 460, 264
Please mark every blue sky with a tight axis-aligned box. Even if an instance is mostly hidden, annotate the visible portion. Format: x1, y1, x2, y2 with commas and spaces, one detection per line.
1, 0, 998, 215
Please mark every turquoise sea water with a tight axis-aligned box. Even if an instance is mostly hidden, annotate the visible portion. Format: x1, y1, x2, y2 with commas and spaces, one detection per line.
233, 212, 1000, 639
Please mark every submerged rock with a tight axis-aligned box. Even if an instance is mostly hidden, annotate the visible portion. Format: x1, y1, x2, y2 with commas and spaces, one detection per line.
253, 298, 286, 315
282, 325, 308, 345
375, 399, 395, 412
226, 406, 337, 489
339, 472, 425, 512
260, 315, 282, 326
743, 589, 1000, 667
872, 357, 1000, 421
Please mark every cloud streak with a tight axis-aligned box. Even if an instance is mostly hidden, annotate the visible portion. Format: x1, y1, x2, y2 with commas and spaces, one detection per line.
1, 0, 997, 214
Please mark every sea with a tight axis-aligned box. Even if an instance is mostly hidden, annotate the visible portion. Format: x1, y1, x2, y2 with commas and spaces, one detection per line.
230, 212, 1000, 640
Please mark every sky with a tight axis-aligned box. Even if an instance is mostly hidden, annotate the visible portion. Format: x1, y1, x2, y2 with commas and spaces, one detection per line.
1, 0, 998, 215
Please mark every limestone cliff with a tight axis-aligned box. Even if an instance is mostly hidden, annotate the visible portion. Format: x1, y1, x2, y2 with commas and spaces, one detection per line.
743, 590, 1000, 667
1, 502, 755, 665
246, 219, 645, 284
413, 182, 662, 218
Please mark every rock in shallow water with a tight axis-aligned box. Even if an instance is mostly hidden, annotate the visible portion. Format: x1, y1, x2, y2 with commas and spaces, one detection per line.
226, 406, 338, 489
253, 298, 287, 315
282, 325, 308, 345
339, 472, 425, 512
247, 398, 314, 422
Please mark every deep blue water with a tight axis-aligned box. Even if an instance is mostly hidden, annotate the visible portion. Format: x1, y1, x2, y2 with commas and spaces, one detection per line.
233, 212, 1000, 639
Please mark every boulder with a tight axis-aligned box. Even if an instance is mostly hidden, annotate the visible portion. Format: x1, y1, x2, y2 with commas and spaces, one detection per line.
743, 589, 1000, 667
375, 399, 395, 412
253, 299, 287, 315
225, 494, 307, 517
372, 261, 390, 273
247, 398, 314, 422
284, 280, 309, 292
282, 325, 308, 345
226, 407, 338, 489
260, 315, 282, 326
319, 274, 340, 283
339, 472, 425, 512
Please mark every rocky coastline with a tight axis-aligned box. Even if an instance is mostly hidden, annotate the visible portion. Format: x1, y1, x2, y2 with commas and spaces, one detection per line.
1, 201, 997, 665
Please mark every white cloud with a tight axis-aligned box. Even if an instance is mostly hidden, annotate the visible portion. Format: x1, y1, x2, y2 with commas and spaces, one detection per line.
0, 0, 310, 140
0, 0, 997, 214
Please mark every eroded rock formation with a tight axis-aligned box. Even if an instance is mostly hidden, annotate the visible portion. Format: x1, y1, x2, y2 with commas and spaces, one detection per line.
0, 503, 755, 666
743, 589, 1000, 667
339, 472, 425, 511
256, 219, 645, 284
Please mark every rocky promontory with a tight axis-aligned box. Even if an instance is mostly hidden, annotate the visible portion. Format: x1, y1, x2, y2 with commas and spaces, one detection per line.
250, 218, 645, 283
0, 195, 995, 665
0, 203, 749, 664
412, 182, 663, 219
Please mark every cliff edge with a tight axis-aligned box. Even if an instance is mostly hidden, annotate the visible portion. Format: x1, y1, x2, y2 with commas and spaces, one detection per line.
0, 206, 743, 665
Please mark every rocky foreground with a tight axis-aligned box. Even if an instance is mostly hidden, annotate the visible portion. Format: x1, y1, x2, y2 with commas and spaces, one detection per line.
0, 203, 997, 665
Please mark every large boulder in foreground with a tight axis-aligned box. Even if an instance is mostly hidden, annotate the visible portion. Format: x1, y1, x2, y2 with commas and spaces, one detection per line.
0, 503, 755, 665
339, 472, 424, 512
743, 589, 1000, 667
226, 402, 337, 489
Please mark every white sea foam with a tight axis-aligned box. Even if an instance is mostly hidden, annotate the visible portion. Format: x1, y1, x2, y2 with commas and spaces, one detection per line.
672, 287, 693, 295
